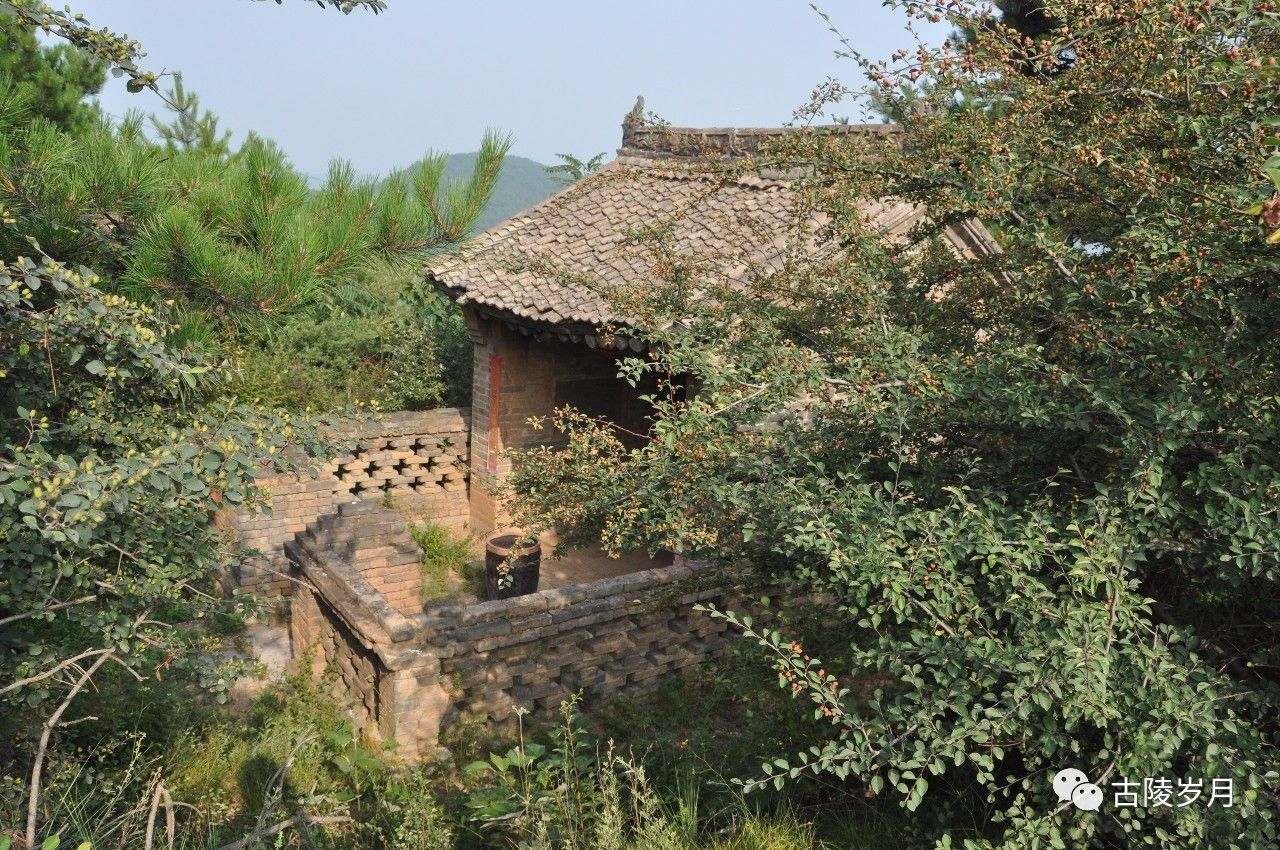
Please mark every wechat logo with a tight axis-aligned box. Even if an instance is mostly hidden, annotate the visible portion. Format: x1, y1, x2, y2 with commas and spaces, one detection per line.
1053, 768, 1103, 812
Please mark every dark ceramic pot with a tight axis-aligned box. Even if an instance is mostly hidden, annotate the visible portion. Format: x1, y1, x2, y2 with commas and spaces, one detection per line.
484, 533, 541, 599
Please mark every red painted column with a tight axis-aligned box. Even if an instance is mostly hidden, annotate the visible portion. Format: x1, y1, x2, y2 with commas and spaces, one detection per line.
486, 353, 502, 474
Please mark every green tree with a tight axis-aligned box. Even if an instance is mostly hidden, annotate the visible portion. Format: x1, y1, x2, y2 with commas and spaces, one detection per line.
0, 254, 343, 847
122, 130, 509, 349
0, 106, 162, 275
959, 0, 1072, 77
507, 1, 1280, 847
0, 4, 487, 845
0, 85, 510, 348
546, 151, 606, 186
0, 11, 105, 133
226, 259, 475, 411
148, 72, 232, 156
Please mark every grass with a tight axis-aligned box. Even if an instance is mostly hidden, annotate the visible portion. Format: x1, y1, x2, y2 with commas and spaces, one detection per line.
10, 643, 912, 850
408, 521, 476, 604
451, 699, 853, 850
162, 667, 369, 836
9, 568, 914, 850
706, 810, 820, 850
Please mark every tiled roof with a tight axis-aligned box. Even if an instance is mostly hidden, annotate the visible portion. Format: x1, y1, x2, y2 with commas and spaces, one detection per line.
424, 123, 998, 341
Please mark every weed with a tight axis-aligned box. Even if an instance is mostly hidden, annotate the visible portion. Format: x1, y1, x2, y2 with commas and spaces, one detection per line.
408, 521, 474, 603
378, 769, 455, 850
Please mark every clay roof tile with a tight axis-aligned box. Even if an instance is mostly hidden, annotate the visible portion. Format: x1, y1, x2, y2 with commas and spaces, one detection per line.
424, 120, 999, 332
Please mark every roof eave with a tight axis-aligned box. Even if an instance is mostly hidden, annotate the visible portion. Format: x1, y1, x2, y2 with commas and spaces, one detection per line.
442, 296, 650, 352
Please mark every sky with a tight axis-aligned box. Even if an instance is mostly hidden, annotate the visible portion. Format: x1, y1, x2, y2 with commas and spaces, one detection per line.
67, 1, 942, 176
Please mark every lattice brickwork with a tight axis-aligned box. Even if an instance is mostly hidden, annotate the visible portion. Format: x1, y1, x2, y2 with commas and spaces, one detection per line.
224, 408, 470, 598
322, 422, 468, 508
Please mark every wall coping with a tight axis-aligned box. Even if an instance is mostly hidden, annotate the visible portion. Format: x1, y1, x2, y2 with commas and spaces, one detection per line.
284, 539, 418, 645
353, 407, 471, 440
418, 559, 720, 631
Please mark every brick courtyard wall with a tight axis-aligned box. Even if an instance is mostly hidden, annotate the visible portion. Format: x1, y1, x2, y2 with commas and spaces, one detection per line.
291, 581, 383, 730
286, 499, 747, 760
323, 409, 471, 515
222, 473, 337, 597
286, 500, 447, 756
421, 561, 741, 728
223, 408, 470, 597
466, 312, 655, 534
294, 501, 424, 617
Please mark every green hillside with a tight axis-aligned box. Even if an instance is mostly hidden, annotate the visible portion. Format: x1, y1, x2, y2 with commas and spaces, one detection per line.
442, 151, 561, 233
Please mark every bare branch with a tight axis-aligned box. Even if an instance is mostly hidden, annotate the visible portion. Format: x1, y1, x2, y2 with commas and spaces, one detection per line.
215, 815, 353, 850
0, 594, 96, 627
0, 647, 114, 697
26, 652, 114, 847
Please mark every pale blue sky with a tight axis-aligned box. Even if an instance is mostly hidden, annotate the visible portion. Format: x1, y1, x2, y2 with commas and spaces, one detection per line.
69, 1, 940, 175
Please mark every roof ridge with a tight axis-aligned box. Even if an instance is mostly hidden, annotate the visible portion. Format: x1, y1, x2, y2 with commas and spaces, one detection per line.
620, 122, 901, 159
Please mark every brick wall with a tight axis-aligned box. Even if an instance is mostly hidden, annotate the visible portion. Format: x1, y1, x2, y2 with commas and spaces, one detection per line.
421, 562, 741, 729
292, 501, 424, 617
224, 473, 337, 597
223, 408, 469, 597
291, 580, 382, 730
323, 409, 470, 515
286, 498, 750, 760
466, 311, 658, 534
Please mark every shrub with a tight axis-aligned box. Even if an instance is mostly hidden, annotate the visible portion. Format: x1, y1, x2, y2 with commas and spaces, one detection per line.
224, 279, 474, 414
226, 311, 396, 411
506, 2, 1280, 846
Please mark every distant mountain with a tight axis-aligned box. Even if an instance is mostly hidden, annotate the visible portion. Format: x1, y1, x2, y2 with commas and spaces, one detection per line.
442, 152, 561, 234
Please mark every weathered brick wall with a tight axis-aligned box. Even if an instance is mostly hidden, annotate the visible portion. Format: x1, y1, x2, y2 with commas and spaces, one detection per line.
322, 409, 470, 515
466, 312, 655, 534
422, 563, 738, 729
223, 408, 469, 597
291, 580, 382, 731
287, 500, 447, 759
286, 499, 745, 759
223, 473, 337, 597
292, 501, 424, 617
